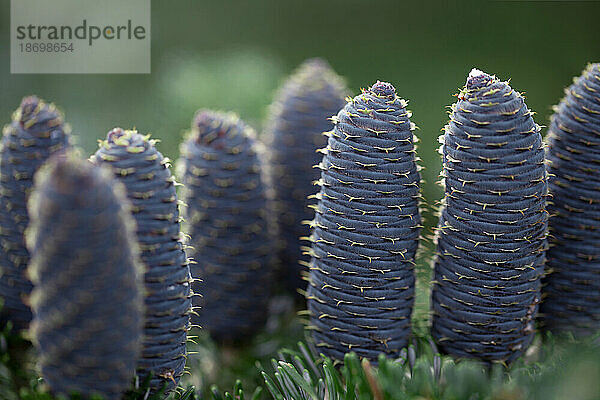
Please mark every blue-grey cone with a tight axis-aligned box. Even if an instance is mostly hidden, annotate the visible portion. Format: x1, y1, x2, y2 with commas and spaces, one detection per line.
431, 69, 547, 365
306, 81, 421, 362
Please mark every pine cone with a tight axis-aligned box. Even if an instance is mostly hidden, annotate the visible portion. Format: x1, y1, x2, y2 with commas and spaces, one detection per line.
27, 153, 142, 398
541, 63, 600, 336
179, 110, 271, 343
306, 81, 421, 362
265, 58, 347, 293
0, 96, 70, 331
93, 128, 191, 393
431, 69, 547, 364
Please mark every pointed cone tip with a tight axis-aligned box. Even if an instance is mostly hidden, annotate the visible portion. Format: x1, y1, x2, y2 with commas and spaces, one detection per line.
107, 127, 126, 143
193, 109, 222, 128
303, 57, 329, 67
105, 127, 146, 148
193, 109, 237, 146
370, 81, 396, 97
466, 68, 493, 90
18, 95, 43, 123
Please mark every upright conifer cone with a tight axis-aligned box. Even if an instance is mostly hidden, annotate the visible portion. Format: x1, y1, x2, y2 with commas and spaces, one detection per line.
306, 81, 421, 362
541, 63, 600, 336
27, 154, 142, 398
0, 96, 70, 331
93, 129, 191, 393
265, 58, 346, 292
179, 110, 271, 342
431, 69, 547, 364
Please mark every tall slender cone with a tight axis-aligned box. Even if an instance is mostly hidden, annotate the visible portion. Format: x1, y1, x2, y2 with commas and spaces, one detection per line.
179, 110, 271, 343
306, 81, 421, 362
27, 153, 142, 398
541, 63, 600, 336
431, 69, 547, 364
93, 128, 192, 393
0, 96, 70, 331
264, 58, 347, 293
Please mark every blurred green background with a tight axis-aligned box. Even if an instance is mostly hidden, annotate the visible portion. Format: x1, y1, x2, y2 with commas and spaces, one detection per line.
1, 0, 598, 213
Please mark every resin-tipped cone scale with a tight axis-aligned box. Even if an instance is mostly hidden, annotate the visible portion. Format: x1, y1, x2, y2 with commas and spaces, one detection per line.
265, 58, 347, 294
541, 63, 600, 336
0, 96, 70, 331
27, 153, 142, 398
92, 128, 192, 393
306, 81, 421, 362
179, 110, 271, 343
431, 69, 547, 364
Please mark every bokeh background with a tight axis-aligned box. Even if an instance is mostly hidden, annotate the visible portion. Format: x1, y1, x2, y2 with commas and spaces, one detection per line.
1, 0, 599, 394
1, 1, 599, 210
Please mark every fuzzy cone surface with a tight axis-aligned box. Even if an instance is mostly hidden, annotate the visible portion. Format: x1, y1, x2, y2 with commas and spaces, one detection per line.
431, 69, 547, 365
306, 81, 421, 362
92, 129, 191, 393
264, 58, 347, 293
0, 96, 70, 331
27, 154, 142, 398
179, 110, 271, 343
541, 63, 600, 336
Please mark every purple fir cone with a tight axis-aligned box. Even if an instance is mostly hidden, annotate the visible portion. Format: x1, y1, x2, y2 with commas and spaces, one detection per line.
541, 63, 600, 337
306, 81, 421, 362
265, 58, 347, 294
431, 69, 547, 365
93, 129, 192, 393
179, 110, 272, 343
0, 96, 70, 331
27, 154, 142, 399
